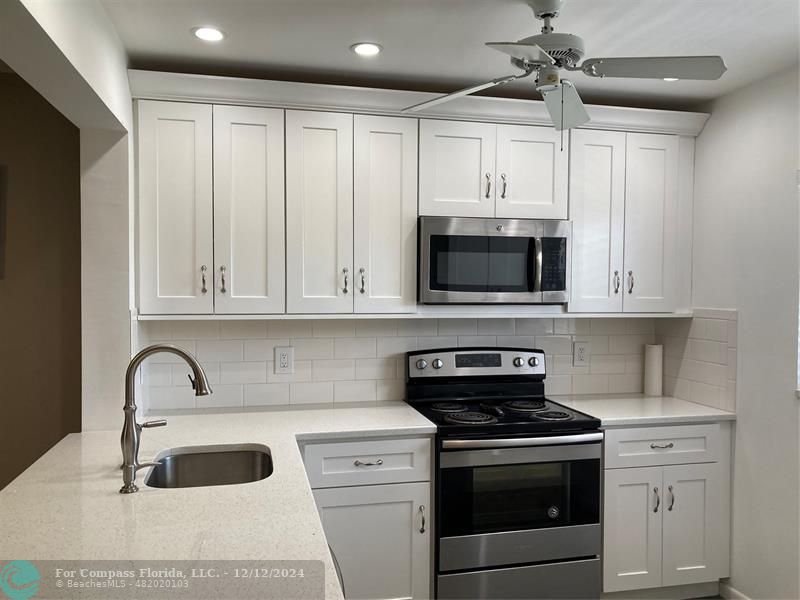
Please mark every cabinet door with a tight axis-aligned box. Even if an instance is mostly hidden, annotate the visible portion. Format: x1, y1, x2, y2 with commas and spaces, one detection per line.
569, 129, 626, 312
137, 100, 213, 314
213, 105, 285, 314
314, 482, 431, 600
418, 119, 496, 217
662, 463, 721, 586
603, 466, 663, 592
495, 124, 568, 219
354, 115, 418, 313
286, 110, 354, 313
623, 133, 679, 312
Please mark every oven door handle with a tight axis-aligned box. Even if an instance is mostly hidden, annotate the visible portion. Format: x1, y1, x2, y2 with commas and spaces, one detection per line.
441, 432, 603, 450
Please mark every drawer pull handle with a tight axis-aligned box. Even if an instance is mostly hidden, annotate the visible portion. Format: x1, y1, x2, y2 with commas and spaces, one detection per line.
419, 505, 426, 534
353, 459, 383, 467
668, 485, 675, 511
653, 486, 660, 513
650, 442, 674, 449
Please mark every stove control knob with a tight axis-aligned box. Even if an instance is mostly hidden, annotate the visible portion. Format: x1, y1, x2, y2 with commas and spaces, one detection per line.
513, 357, 525, 367
529, 356, 540, 367
415, 359, 428, 370
432, 358, 444, 370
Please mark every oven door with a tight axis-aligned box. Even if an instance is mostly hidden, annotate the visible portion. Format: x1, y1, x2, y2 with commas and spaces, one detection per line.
437, 434, 601, 572
419, 216, 542, 304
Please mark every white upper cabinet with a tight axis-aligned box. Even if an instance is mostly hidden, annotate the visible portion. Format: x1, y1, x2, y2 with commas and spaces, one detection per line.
495, 124, 568, 219
661, 463, 720, 587
138, 100, 213, 315
419, 120, 496, 217
353, 115, 418, 313
623, 133, 679, 312
213, 105, 285, 314
286, 110, 354, 314
419, 119, 567, 219
569, 130, 680, 313
569, 129, 626, 312
604, 466, 663, 592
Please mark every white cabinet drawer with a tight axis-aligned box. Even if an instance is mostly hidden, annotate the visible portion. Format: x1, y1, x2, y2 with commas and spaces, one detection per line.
304, 437, 431, 488
604, 424, 720, 469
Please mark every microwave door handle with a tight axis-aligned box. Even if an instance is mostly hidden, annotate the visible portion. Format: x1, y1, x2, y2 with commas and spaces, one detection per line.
534, 237, 543, 293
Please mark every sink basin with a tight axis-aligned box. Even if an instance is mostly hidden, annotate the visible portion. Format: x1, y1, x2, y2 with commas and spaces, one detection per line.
145, 443, 272, 489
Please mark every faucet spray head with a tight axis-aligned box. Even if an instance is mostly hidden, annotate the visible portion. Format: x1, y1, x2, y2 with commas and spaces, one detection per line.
188, 370, 213, 396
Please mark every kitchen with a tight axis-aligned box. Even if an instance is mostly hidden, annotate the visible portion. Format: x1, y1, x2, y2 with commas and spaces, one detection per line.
0, 1, 797, 599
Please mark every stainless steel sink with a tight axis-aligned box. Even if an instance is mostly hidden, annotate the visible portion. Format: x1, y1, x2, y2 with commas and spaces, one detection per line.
144, 443, 272, 489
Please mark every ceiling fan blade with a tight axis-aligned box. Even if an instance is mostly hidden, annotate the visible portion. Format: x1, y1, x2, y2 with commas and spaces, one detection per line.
402, 74, 521, 113
541, 80, 590, 131
582, 56, 727, 80
486, 41, 555, 65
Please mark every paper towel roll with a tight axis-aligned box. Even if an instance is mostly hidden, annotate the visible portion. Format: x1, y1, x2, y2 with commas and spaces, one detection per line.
644, 345, 663, 396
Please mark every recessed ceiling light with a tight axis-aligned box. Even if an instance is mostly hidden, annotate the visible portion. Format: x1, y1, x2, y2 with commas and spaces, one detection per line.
351, 42, 382, 57
663, 77, 679, 82
193, 27, 225, 42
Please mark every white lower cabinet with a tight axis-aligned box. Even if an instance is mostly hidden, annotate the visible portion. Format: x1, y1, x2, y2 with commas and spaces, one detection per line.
304, 437, 432, 600
603, 426, 729, 594
314, 482, 431, 600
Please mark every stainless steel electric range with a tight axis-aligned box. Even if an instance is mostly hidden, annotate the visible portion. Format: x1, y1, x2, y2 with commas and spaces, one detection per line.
405, 347, 603, 600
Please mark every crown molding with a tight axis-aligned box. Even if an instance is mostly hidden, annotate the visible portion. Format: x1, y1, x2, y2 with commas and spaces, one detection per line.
128, 69, 709, 136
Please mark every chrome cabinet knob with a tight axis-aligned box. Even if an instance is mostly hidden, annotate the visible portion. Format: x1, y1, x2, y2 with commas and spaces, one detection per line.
529, 357, 539, 367
432, 359, 443, 369
415, 359, 428, 370
513, 357, 525, 367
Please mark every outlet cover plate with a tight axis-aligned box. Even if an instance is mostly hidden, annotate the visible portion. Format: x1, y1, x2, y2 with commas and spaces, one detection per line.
573, 341, 590, 367
275, 346, 294, 374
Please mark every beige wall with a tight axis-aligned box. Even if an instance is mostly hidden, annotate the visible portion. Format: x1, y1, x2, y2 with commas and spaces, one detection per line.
692, 66, 800, 600
0, 73, 81, 489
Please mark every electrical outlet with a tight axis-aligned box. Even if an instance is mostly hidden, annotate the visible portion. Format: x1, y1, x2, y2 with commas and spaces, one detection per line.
573, 341, 590, 367
274, 346, 294, 374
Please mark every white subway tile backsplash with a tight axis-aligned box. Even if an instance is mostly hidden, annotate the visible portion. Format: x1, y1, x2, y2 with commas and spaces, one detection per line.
244, 338, 290, 361
244, 383, 290, 406
291, 382, 333, 404
377, 336, 418, 358
291, 337, 335, 360
355, 320, 397, 338
197, 384, 242, 408
313, 319, 356, 338
396, 320, 437, 337
335, 380, 377, 403
356, 358, 397, 380
477, 319, 515, 335
266, 360, 312, 383
142, 317, 666, 411
655, 309, 737, 412
197, 340, 243, 362
312, 359, 355, 381
438, 319, 478, 336
458, 336, 496, 347
220, 321, 268, 339
335, 337, 377, 359
268, 320, 313, 339
220, 361, 267, 384
515, 319, 553, 335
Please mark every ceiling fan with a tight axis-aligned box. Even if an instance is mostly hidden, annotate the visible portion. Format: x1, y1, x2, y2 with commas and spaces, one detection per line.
402, 0, 727, 130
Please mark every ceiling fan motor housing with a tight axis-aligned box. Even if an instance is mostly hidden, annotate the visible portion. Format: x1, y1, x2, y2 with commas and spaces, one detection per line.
522, 32, 585, 67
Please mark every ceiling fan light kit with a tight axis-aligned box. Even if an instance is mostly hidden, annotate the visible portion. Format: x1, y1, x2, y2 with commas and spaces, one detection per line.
403, 0, 727, 131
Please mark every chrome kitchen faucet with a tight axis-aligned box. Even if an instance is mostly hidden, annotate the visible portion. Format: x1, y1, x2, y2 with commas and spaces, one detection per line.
120, 344, 212, 493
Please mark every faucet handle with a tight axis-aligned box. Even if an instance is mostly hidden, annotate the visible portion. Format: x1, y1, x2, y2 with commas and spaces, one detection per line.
141, 419, 167, 429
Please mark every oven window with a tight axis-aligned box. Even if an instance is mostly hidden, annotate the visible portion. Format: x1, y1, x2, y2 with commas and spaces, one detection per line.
439, 458, 600, 537
429, 235, 533, 293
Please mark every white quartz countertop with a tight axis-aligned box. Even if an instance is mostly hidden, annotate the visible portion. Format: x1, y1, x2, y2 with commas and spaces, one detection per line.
552, 394, 736, 427
0, 403, 435, 600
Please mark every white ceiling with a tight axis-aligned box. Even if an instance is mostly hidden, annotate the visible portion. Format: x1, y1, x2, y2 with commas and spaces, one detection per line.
102, 0, 800, 110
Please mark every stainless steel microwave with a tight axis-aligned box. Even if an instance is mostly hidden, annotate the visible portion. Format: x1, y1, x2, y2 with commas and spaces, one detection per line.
418, 216, 571, 304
